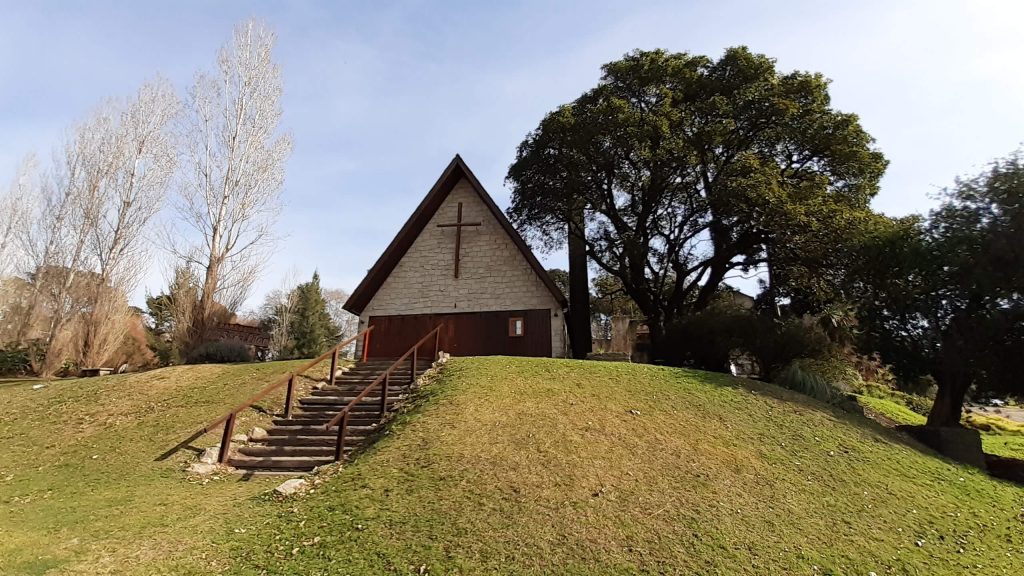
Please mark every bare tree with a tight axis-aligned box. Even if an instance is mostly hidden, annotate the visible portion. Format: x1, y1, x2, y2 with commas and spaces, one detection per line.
80, 79, 179, 368
0, 159, 35, 342
14, 79, 177, 374
0, 276, 34, 344
147, 264, 200, 363
323, 288, 358, 356
323, 288, 357, 338
18, 109, 113, 373
0, 156, 34, 279
167, 19, 292, 345
258, 268, 299, 359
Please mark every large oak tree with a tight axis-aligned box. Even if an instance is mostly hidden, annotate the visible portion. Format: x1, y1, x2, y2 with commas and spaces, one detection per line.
507, 48, 887, 358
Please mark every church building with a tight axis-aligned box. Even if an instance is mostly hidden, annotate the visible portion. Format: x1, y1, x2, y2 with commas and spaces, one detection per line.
344, 155, 569, 358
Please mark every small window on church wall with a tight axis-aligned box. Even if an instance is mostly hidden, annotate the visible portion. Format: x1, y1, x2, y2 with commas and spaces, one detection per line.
509, 317, 524, 337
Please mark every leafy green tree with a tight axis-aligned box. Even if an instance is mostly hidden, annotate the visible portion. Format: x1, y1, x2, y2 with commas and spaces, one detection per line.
546, 268, 570, 300
590, 272, 640, 319
507, 47, 887, 359
508, 109, 594, 359
144, 293, 175, 366
287, 272, 338, 359
853, 153, 1024, 426
144, 266, 199, 365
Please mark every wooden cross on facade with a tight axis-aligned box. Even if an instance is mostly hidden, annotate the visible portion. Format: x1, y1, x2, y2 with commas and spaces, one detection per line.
436, 202, 481, 278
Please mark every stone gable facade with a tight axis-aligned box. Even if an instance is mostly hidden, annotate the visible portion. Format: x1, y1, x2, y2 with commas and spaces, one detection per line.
357, 177, 567, 357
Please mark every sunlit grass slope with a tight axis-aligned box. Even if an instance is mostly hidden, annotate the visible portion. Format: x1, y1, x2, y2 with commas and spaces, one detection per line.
0, 361, 310, 575
231, 357, 1024, 575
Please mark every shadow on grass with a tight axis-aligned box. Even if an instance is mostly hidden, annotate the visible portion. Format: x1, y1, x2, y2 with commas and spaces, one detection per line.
154, 429, 208, 461
154, 400, 279, 462
984, 455, 1024, 484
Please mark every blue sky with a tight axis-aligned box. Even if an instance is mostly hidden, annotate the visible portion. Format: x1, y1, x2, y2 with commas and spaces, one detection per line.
2, 0, 1023, 308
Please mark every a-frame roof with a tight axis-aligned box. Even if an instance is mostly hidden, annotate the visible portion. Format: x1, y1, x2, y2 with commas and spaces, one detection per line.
343, 155, 568, 315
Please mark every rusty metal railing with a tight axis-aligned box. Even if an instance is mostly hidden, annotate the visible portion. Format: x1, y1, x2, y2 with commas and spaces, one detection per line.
324, 324, 443, 461
187, 327, 374, 464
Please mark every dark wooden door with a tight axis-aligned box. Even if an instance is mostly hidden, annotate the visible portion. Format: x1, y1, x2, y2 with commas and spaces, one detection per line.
367, 309, 552, 358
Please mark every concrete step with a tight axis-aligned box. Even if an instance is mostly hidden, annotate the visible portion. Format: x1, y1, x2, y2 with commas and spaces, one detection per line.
325, 375, 416, 384
343, 364, 419, 372
229, 455, 335, 471
293, 403, 392, 413
266, 424, 378, 437
332, 374, 418, 384
262, 435, 371, 447
300, 396, 403, 406
238, 445, 347, 458
273, 415, 383, 427
223, 355, 428, 473
307, 387, 407, 397
361, 358, 434, 365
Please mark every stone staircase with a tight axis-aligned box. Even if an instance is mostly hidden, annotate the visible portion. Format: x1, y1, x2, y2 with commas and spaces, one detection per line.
228, 358, 421, 472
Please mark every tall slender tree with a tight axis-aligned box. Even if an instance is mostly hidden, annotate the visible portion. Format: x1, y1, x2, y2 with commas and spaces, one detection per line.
258, 269, 300, 359
167, 19, 292, 346
507, 107, 593, 358
323, 287, 359, 353
14, 79, 177, 374
0, 157, 34, 280
80, 80, 179, 368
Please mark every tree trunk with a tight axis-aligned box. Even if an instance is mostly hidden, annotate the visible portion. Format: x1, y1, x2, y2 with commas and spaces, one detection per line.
567, 209, 592, 359
693, 261, 728, 312
927, 370, 970, 427
761, 242, 780, 317
646, 315, 667, 364
927, 318, 976, 427
193, 258, 222, 347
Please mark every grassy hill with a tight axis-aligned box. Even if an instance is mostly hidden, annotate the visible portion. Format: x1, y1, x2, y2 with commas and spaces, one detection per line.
0, 361, 314, 575
858, 394, 1024, 460
1, 357, 1022, 575
231, 358, 1023, 575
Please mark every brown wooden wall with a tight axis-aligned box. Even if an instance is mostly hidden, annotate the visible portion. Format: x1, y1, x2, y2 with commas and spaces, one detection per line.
367, 309, 552, 358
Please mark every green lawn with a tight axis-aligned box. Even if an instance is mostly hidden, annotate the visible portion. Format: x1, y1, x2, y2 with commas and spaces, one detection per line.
0, 361, 313, 575
3, 358, 1022, 575
230, 358, 1024, 575
982, 435, 1024, 460
857, 395, 1024, 459
858, 394, 927, 425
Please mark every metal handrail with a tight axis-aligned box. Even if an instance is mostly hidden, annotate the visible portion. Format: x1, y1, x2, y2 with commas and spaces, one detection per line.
186, 326, 375, 464
325, 324, 444, 461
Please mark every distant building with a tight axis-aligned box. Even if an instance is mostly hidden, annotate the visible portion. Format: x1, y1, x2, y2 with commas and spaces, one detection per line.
594, 287, 756, 365
210, 322, 271, 361
722, 288, 756, 310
